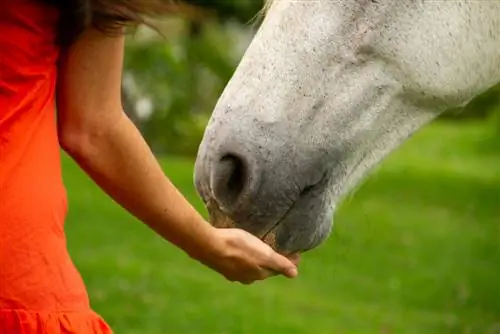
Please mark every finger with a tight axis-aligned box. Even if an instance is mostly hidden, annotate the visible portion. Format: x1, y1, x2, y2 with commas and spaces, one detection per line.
261, 268, 280, 278
247, 269, 278, 283
265, 252, 298, 278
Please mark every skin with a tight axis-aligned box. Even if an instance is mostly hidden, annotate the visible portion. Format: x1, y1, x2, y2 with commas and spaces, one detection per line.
56, 27, 299, 285
194, 0, 500, 254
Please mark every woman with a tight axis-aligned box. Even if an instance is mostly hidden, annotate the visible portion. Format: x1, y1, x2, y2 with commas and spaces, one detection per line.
0, 0, 299, 332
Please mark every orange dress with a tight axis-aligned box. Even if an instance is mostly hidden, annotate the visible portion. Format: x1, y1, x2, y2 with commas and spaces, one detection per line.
0, 0, 112, 332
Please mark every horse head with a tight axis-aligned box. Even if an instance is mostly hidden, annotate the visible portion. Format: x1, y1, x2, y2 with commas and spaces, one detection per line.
194, 0, 500, 255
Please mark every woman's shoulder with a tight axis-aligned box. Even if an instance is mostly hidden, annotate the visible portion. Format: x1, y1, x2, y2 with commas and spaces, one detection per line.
0, 0, 60, 60
0, 0, 60, 89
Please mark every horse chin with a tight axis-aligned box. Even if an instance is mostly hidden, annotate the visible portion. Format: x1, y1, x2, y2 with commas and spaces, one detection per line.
263, 199, 334, 255
205, 192, 334, 255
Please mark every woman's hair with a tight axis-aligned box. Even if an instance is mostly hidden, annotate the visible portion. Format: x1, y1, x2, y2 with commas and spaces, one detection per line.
42, 0, 184, 46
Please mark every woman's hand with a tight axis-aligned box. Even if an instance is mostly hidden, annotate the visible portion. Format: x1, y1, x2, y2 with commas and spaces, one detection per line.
195, 227, 300, 284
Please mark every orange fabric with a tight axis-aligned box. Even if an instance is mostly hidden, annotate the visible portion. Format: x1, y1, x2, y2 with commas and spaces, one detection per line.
0, 1, 112, 332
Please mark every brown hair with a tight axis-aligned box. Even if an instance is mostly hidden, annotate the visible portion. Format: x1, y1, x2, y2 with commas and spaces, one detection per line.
42, 0, 195, 46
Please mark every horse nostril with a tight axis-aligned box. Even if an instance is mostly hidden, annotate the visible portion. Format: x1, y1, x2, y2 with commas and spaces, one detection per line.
211, 154, 248, 211
222, 155, 245, 196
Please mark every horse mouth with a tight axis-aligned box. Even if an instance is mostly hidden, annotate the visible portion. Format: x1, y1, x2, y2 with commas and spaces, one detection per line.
259, 172, 330, 253
204, 171, 330, 254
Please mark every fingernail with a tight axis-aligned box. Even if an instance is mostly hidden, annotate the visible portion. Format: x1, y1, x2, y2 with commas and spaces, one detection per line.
287, 267, 298, 278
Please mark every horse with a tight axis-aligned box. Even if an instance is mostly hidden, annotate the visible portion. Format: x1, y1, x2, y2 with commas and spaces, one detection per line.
193, 0, 500, 255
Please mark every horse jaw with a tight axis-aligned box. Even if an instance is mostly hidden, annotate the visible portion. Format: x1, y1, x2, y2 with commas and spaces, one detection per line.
194, 0, 500, 254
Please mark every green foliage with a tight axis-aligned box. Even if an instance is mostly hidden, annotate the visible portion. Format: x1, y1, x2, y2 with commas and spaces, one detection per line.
121, 1, 268, 156
64, 120, 500, 333
183, 0, 265, 23
123, 19, 244, 155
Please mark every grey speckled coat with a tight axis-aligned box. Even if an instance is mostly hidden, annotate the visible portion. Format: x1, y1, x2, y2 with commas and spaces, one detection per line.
194, 0, 500, 254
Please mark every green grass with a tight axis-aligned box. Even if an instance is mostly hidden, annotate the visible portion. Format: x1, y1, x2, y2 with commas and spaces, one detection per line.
63, 120, 500, 334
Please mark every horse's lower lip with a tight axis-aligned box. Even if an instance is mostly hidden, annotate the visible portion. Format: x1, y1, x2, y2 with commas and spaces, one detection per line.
288, 253, 301, 265
261, 192, 314, 242
259, 175, 329, 248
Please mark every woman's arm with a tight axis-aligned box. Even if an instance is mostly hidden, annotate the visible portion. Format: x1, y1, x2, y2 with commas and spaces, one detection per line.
56, 28, 298, 283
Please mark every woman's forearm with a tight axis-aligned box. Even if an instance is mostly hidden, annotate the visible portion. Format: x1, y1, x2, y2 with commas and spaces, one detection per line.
54, 28, 299, 284
60, 111, 216, 260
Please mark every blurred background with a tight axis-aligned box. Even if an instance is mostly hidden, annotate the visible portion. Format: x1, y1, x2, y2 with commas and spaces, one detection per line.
63, 3, 500, 333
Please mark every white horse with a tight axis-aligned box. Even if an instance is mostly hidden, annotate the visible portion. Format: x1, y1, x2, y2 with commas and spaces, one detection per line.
194, 0, 500, 255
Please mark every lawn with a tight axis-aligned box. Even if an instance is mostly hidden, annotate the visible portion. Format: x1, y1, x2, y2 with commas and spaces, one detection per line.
62, 120, 500, 334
